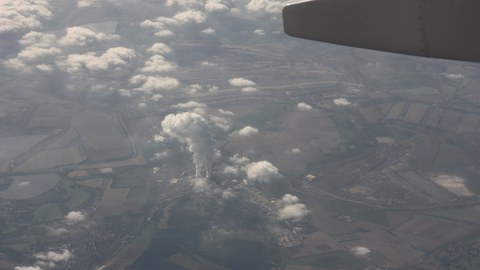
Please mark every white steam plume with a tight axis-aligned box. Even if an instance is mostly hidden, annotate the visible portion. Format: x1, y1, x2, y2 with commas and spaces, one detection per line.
162, 112, 214, 179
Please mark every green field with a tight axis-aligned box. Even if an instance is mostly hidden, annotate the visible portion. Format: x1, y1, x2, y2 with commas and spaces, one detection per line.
33, 203, 63, 223
112, 168, 145, 188
237, 104, 286, 127
288, 251, 362, 269
424, 206, 480, 225
125, 187, 148, 206
67, 189, 90, 210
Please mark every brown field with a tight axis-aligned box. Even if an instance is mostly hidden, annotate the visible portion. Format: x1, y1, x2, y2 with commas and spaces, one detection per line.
44, 129, 79, 149
77, 178, 111, 190
403, 103, 428, 124
224, 108, 343, 173
457, 114, 480, 133
28, 103, 76, 129
395, 171, 452, 203
423, 108, 445, 128
71, 110, 133, 162
16, 146, 86, 171
392, 215, 476, 251
438, 110, 463, 132
167, 253, 210, 270
386, 102, 407, 119
345, 230, 423, 268
97, 187, 130, 207
359, 106, 382, 123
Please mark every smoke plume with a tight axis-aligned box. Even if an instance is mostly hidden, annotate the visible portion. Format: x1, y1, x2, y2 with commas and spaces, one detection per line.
162, 112, 214, 179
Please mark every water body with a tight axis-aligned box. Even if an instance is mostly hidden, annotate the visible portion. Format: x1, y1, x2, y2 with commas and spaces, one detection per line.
0, 134, 49, 165
0, 174, 61, 200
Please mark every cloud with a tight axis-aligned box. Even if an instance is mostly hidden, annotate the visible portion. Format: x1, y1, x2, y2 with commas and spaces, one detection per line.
245, 161, 279, 183
277, 194, 310, 221
205, 0, 230, 12
17, 248, 73, 270
231, 126, 258, 137
19, 31, 56, 46
15, 267, 43, 270
350, 246, 371, 257
201, 28, 216, 35
58, 47, 136, 73
333, 98, 351, 106
166, 0, 197, 6
147, 43, 172, 55
229, 77, 256, 87
162, 112, 214, 179
173, 101, 207, 110
445, 73, 465, 80
241, 87, 258, 93
246, 0, 289, 14
287, 148, 301, 154
4, 31, 61, 72
34, 249, 72, 263
173, 9, 206, 24
130, 75, 180, 92
142, 9, 206, 31
297, 102, 312, 111
254, 29, 265, 36
0, 0, 53, 34
155, 30, 174, 37
141, 55, 177, 73
47, 227, 68, 236
64, 211, 85, 225
17, 46, 61, 62
58, 26, 118, 46
77, 0, 100, 7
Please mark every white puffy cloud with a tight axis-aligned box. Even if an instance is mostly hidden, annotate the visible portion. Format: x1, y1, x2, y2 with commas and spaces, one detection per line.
333, 98, 351, 106
0, 0, 53, 34
141, 55, 177, 73
147, 43, 172, 55
254, 29, 265, 36
77, 0, 100, 7
241, 86, 258, 93
173, 101, 207, 110
445, 73, 465, 80
34, 249, 72, 263
4, 31, 60, 72
166, 0, 197, 6
350, 246, 371, 257
287, 147, 301, 154
17, 46, 61, 62
277, 194, 310, 221
58, 26, 118, 46
19, 31, 56, 47
281, 194, 299, 204
297, 102, 312, 111
278, 203, 310, 221
65, 211, 85, 225
130, 75, 180, 92
173, 9, 206, 24
162, 112, 214, 179
229, 77, 256, 87
245, 161, 279, 183
155, 30, 174, 37
201, 28, 216, 35
231, 126, 258, 137
15, 267, 43, 270
246, 0, 290, 14
205, 0, 229, 12
58, 47, 136, 73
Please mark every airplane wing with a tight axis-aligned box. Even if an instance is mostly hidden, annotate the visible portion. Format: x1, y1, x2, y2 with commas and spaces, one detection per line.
283, 0, 480, 62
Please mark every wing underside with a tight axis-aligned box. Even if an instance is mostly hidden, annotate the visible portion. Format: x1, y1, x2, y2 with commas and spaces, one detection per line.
283, 0, 480, 62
